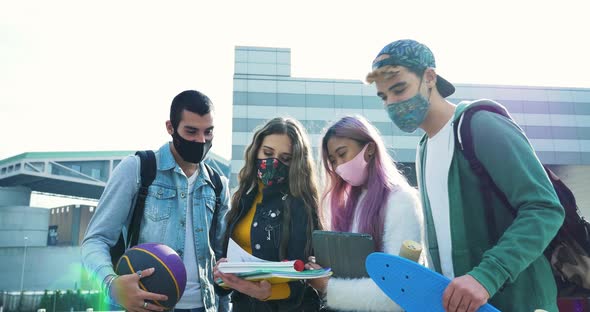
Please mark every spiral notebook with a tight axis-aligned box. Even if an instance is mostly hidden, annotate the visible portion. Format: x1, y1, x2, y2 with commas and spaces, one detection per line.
312, 230, 375, 278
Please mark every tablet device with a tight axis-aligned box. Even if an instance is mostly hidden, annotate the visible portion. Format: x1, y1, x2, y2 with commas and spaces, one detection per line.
312, 230, 375, 278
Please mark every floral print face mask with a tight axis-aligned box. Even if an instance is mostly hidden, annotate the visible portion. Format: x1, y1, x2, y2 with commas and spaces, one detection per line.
257, 158, 289, 186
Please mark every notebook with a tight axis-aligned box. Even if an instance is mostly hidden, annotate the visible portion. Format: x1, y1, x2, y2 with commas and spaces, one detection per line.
216, 268, 333, 287
216, 238, 334, 286
312, 230, 375, 278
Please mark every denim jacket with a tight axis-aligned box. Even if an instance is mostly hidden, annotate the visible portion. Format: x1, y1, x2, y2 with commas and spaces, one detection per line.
81, 143, 230, 312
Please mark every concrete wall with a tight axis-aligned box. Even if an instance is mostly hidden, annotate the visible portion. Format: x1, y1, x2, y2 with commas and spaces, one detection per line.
0, 206, 49, 247
551, 165, 590, 218
0, 186, 31, 206
0, 246, 90, 291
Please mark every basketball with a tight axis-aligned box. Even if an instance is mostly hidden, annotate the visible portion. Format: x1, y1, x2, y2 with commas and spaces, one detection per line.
115, 243, 187, 310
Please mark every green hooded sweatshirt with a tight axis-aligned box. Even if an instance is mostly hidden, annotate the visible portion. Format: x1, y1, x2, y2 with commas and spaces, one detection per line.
416, 101, 565, 312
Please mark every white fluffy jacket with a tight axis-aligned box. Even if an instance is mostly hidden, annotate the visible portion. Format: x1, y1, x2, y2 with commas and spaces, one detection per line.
325, 186, 424, 312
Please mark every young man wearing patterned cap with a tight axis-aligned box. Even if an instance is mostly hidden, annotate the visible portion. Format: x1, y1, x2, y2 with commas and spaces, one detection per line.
366, 39, 564, 312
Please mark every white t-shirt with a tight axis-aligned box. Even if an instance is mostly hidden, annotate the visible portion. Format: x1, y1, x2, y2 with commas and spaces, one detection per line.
175, 170, 203, 309
424, 115, 456, 279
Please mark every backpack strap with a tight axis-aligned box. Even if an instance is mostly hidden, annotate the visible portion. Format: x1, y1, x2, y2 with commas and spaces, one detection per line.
110, 150, 156, 266
455, 99, 512, 172
204, 163, 223, 253
127, 150, 157, 248
453, 100, 515, 244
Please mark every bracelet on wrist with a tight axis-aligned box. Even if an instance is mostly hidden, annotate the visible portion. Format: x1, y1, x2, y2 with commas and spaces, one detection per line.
102, 275, 113, 294
103, 274, 119, 299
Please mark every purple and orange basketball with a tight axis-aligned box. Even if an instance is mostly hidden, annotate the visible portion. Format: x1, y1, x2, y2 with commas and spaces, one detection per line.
115, 243, 187, 310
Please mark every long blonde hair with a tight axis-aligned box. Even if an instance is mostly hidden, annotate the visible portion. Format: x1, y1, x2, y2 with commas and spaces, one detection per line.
227, 117, 322, 258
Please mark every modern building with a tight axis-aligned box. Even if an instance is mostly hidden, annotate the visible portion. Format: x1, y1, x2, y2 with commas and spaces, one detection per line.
231, 46, 590, 218
48, 204, 95, 247
0, 150, 230, 292
0, 151, 230, 200
0, 187, 48, 248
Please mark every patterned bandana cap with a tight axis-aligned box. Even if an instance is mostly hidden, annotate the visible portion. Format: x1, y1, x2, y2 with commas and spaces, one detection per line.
372, 39, 436, 71
257, 158, 289, 186
371, 39, 455, 98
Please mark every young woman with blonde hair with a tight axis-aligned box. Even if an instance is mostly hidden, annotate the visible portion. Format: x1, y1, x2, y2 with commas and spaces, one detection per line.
214, 117, 322, 311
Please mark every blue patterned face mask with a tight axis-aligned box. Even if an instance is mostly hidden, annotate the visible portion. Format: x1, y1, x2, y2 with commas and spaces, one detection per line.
385, 82, 431, 133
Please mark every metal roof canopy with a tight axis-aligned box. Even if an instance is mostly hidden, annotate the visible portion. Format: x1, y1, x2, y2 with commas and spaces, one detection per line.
0, 151, 230, 200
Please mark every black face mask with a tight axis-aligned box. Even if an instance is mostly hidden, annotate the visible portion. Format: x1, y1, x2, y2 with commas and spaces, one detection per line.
172, 131, 212, 164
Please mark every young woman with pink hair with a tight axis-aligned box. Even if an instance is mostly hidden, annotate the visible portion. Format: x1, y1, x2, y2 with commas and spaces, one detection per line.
307, 115, 426, 312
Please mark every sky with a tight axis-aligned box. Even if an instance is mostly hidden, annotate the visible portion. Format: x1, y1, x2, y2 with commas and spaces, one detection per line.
1, 0, 589, 206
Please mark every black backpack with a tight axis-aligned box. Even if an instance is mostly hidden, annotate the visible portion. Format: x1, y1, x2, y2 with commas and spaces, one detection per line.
109, 151, 224, 266
455, 99, 590, 296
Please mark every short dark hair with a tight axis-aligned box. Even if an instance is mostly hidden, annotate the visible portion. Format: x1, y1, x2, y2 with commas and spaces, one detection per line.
407, 65, 426, 79
170, 90, 213, 130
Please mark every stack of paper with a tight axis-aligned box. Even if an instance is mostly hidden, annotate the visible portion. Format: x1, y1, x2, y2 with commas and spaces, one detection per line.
216, 239, 333, 285
217, 267, 333, 285
218, 260, 305, 274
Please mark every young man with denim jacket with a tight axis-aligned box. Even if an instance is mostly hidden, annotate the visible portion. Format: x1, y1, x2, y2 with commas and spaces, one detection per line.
82, 90, 230, 312
366, 40, 565, 312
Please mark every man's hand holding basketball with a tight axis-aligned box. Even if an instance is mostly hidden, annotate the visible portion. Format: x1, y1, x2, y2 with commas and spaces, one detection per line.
110, 268, 168, 312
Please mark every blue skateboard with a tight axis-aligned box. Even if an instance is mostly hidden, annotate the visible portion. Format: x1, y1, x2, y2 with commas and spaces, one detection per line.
365, 253, 501, 312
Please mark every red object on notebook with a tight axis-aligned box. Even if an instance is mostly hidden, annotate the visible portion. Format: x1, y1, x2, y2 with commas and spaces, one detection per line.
282, 259, 305, 271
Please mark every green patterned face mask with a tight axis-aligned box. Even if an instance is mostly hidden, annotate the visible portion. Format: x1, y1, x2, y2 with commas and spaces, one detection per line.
386, 92, 429, 133
385, 80, 431, 133
256, 158, 289, 186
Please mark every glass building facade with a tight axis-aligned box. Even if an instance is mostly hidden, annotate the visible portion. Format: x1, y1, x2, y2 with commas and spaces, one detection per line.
232, 46, 590, 216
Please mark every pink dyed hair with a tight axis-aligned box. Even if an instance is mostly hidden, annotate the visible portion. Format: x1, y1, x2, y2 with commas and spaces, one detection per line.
320, 115, 410, 251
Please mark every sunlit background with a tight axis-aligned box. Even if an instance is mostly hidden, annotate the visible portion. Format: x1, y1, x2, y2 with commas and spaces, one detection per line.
1, 0, 589, 310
